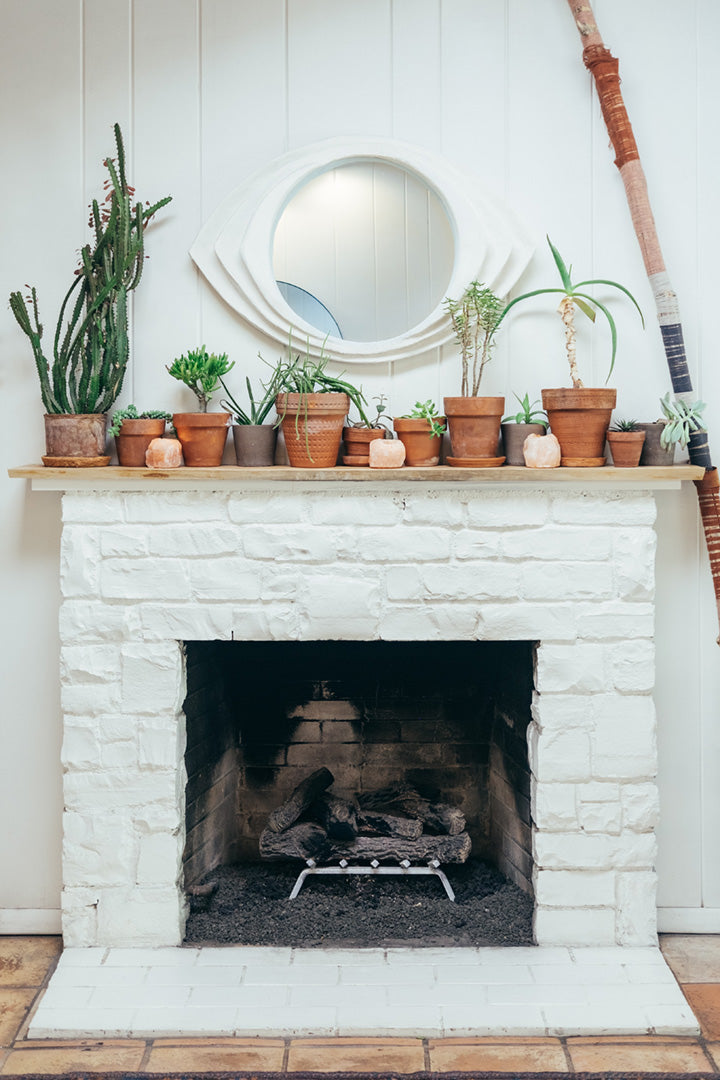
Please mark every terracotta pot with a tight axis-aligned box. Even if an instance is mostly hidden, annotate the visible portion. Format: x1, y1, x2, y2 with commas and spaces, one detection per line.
541, 387, 617, 466
172, 412, 230, 467
276, 393, 349, 468
607, 430, 646, 468
115, 418, 167, 467
393, 417, 445, 467
443, 397, 504, 459
501, 422, 546, 466
342, 426, 385, 466
43, 413, 109, 466
636, 422, 675, 466
232, 424, 277, 466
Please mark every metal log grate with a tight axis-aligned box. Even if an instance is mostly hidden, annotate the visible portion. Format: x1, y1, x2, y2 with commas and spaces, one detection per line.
288, 857, 456, 901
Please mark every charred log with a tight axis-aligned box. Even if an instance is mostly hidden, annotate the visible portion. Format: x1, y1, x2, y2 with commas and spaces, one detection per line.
328, 832, 471, 864
259, 822, 330, 861
266, 767, 334, 833
357, 809, 423, 840
357, 785, 466, 835
313, 794, 359, 840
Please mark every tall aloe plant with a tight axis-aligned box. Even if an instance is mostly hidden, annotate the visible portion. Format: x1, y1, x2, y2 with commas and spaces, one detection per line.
9, 123, 171, 414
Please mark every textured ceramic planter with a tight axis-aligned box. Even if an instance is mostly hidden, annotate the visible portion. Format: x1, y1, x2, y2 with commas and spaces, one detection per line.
636, 422, 674, 466
172, 412, 230, 467
501, 422, 546, 466
232, 424, 277, 466
276, 393, 349, 468
607, 430, 646, 468
393, 417, 445, 467
542, 387, 617, 466
443, 396, 504, 461
43, 413, 109, 467
115, 418, 167, 467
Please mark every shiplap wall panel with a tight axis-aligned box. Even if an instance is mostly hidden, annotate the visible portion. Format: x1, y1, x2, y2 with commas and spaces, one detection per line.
2, 0, 719, 924
0, 0, 83, 913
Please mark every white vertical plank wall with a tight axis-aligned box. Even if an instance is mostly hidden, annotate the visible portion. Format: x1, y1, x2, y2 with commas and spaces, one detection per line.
0, 0, 717, 931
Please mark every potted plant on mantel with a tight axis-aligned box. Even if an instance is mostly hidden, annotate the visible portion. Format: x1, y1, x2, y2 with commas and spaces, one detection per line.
606, 418, 646, 468
501, 393, 549, 466
342, 394, 392, 466
109, 405, 173, 467
221, 370, 282, 467
9, 123, 172, 466
499, 237, 644, 466
273, 340, 371, 468
167, 347, 234, 466
443, 282, 505, 467
393, 400, 446, 467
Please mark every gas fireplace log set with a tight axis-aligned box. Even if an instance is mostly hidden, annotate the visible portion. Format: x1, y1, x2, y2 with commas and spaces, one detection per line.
258, 768, 472, 867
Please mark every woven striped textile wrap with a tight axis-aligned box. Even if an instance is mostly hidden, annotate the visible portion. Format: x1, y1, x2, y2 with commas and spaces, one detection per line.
566, 0, 720, 637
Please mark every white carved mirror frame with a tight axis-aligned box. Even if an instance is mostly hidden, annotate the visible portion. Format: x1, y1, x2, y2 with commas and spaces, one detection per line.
190, 136, 534, 365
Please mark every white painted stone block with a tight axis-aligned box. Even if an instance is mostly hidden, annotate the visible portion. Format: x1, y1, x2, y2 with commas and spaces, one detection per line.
453, 531, 503, 559
385, 565, 424, 600
503, 527, 611, 561
147, 524, 242, 558
96, 887, 185, 947
400, 493, 465, 525
136, 832, 184, 886
61, 887, 100, 947
575, 602, 654, 641
138, 720, 184, 770
534, 831, 657, 871
421, 563, 519, 600
63, 813, 136, 888
530, 724, 592, 783
101, 741, 137, 769
579, 781, 621, 803
62, 494, 125, 524
242, 524, 338, 562
60, 527, 100, 597
100, 528, 150, 558
188, 560, 261, 601
476, 603, 577, 642
61, 682, 120, 716
535, 643, 606, 693
578, 800, 622, 835
466, 494, 549, 526
591, 696, 657, 780
121, 644, 184, 715
61, 725, 101, 770
521, 562, 614, 602
616, 871, 658, 945
531, 695, 593, 732
308, 494, 401, 526
534, 906, 616, 946
622, 783, 660, 832
551, 493, 656, 526
61, 645, 120, 684
140, 603, 234, 642
613, 529, 656, 601
100, 559, 191, 601
379, 603, 478, 642
532, 783, 578, 830
534, 868, 616, 907
608, 640, 655, 693
60, 600, 137, 644
125, 494, 228, 524
358, 526, 449, 562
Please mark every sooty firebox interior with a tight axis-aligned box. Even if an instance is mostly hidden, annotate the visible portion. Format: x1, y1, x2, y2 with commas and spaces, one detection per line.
182, 640, 536, 947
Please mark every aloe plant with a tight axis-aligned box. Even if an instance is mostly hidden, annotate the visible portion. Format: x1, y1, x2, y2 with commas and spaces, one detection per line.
499, 236, 644, 388
9, 124, 171, 414
502, 392, 548, 429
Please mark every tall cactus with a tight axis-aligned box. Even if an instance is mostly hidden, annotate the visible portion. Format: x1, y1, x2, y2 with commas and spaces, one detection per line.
9, 124, 171, 414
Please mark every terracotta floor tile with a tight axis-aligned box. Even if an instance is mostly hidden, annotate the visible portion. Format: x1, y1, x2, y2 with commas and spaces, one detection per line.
146, 1043, 285, 1072
292, 1037, 421, 1046
287, 1041, 426, 1072
0, 1042, 145, 1074
567, 1040, 711, 1073
0, 937, 61, 988
661, 934, 720, 983
0, 989, 35, 1047
682, 984, 720, 1039
566, 1034, 699, 1044
152, 1036, 285, 1047
428, 1040, 568, 1072
427, 1036, 562, 1046
704, 1041, 720, 1069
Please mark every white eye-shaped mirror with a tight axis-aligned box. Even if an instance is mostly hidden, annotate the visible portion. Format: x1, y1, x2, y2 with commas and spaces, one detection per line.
190, 137, 534, 364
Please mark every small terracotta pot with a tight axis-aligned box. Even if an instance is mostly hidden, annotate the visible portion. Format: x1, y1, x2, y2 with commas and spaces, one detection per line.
636, 422, 675, 466
393, 417, 445, 467
607, 430, 646, 468
276, 393, 349, 468
172, 412, 230, 467
542, 387, 617, 466
342, 426, 385, 466
232, 424, 277, 466
43, 413, 109, 466
443, 396, 504, 459
501, 423, 546, 466
115, 418, 167, 467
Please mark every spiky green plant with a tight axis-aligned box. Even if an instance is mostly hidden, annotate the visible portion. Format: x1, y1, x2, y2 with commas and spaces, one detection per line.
610, 417, 640, 432
220, 364, 283, 425
502, 392, 549, 428
444, 282, 504, 396
9, 124, 171, 414
498, 236, 644, 388
167, 348, 234, 412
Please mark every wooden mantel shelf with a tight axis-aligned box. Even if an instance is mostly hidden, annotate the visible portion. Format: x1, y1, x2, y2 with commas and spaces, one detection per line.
9, 463, 704, 492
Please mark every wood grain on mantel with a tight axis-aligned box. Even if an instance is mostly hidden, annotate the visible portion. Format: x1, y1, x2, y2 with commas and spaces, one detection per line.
8, 464, 705, 491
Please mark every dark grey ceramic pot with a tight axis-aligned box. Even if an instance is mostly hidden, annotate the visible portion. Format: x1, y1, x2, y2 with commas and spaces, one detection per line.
501, 423, 546, 466
635, 422, 674, 466
232, 424, 277, 466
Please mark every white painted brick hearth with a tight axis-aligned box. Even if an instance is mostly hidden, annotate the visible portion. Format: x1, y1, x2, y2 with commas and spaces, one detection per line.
58, 485, 659, 949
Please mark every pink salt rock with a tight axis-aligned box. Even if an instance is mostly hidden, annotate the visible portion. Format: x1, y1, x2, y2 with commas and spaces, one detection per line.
369, 438, 406, 468
523, 432, 561, 468
145, 437, 183, 469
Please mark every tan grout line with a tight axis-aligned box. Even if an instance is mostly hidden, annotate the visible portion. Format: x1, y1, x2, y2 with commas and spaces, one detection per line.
282, 1036, 291, 1072
559, 1035, 575, 1073
422, 1036, 431, 1071
137, 1039, 154, 1070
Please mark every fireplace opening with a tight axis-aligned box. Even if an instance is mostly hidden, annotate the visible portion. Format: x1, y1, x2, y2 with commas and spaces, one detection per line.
182, 639, 536, 947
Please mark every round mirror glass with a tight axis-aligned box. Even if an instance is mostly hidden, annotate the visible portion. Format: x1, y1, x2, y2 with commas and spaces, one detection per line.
272, 161, 455, 342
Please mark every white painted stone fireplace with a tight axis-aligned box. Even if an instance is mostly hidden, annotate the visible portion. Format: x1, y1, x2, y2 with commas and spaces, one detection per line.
50, 473, 665, 950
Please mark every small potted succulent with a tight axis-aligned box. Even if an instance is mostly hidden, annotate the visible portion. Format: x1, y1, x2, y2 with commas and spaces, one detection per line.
342, 395, 392, 466
501, 393, 549, 466
273, 339, 371, 468
221, 370, 281, 467
606, 418, 646, 468
657, 393, 707, 460
499, 237, 644, 466
108, 405, 173, 467
167, 347, 234, 466
443, 282, 505, 465
393, 400, 446, 467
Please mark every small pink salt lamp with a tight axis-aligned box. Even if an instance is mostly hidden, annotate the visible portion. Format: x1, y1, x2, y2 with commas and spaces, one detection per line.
146, 437, 183, 468
369, 438, 406, 468
524, 432, 561, 468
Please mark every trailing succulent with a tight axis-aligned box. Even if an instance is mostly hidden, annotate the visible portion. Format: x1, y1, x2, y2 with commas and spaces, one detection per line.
9, 124, 171, 414
402, 399, 447, 439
